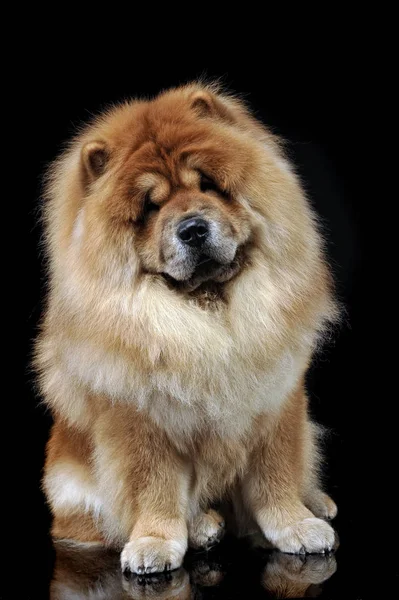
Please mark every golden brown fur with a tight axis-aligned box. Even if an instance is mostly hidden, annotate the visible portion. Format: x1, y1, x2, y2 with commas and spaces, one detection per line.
36, 82, 339, 574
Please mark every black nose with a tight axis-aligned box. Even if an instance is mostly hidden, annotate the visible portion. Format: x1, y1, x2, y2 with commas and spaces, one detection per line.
177, 217, 209, 247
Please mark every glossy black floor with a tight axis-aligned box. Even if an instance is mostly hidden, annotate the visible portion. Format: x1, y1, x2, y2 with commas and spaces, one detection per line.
48, 535, 343, 599
26, 513, 377, 599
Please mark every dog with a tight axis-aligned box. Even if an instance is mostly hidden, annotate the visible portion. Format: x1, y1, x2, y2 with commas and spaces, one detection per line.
36, 82, 339, 574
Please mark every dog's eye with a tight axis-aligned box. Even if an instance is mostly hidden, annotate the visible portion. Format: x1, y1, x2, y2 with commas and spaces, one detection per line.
143, 193, 160, 216
199, 173, 223, 195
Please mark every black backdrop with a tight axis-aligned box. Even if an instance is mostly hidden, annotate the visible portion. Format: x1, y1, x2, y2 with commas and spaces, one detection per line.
16, 54, 381, 597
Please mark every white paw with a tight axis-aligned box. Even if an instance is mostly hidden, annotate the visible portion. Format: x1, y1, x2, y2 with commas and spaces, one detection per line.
272, 518, 336, 554
121, 537, 186, 574
188, 509, 225, 550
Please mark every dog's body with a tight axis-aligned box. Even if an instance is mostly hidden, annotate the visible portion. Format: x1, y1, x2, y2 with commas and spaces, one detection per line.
36, 83, 338, 574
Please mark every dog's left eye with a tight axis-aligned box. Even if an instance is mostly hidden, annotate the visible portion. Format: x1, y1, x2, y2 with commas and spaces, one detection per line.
199, 173, 223, 195
143, 193, 160, 216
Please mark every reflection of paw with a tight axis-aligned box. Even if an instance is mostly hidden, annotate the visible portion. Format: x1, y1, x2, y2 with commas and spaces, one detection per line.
307, 491, 338, 520
190, 560, 225, 587
189, 510, 225, 550
121, 537, 186, 574
262, 552, 337, 597
271, 518, 336, 554
122, 568, 189, 599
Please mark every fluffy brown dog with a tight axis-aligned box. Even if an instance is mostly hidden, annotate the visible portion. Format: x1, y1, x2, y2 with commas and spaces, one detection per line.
36, 83, 339, 574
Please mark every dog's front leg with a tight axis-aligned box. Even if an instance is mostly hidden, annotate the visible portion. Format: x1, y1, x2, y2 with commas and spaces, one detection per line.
120, 452, 189, 574
242, 386, 336, 554
94, 407, 189, 574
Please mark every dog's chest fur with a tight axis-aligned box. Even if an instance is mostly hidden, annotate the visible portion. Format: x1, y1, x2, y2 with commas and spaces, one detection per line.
60, 334, 307, 440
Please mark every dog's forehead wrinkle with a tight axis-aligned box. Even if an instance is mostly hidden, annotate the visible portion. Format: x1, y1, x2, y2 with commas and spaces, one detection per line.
134, 158, 198, 195
120, 118, 213, 191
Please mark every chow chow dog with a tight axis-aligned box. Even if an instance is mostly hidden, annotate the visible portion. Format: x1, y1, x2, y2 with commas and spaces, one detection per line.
36, 82, 339, 574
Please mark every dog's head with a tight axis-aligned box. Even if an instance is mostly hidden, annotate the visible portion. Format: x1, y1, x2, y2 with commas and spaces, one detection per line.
55, 84, 292, 294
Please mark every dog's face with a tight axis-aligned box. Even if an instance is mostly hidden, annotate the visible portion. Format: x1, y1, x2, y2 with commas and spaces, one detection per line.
128, 165, 250, 290
77, 87, 266, 292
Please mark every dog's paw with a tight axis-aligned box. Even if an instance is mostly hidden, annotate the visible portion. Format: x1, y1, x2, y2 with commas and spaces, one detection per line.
271, 518, 336, 554
121, 537, 186, 574
306, 491, 338, 520
188, 509, 225, 550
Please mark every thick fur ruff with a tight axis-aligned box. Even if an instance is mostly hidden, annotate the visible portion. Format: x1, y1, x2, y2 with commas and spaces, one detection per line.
36, 82, 339, 573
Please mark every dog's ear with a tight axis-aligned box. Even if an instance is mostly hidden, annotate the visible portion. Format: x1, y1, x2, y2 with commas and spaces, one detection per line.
189, 87, 274, 148
190, 90, 235, 123
81, 141, 109, 182
190, 91, 217, 117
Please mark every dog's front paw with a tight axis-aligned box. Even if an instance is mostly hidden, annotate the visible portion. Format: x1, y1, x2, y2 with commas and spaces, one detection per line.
271, 518, 336, 554
121, 537, 186, 574
188, 509, 225, 550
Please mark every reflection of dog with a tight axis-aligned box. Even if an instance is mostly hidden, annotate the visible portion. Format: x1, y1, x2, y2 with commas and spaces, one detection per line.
262, 553, 337, 598
50, 542, 124, 599
122, 570, 190, 600
50, 540, 337, 599
50, 540, 207, 599
38, 83, 339, 574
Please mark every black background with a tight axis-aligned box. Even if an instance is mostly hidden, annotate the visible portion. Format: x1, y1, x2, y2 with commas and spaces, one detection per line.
15, 47, 387, 599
